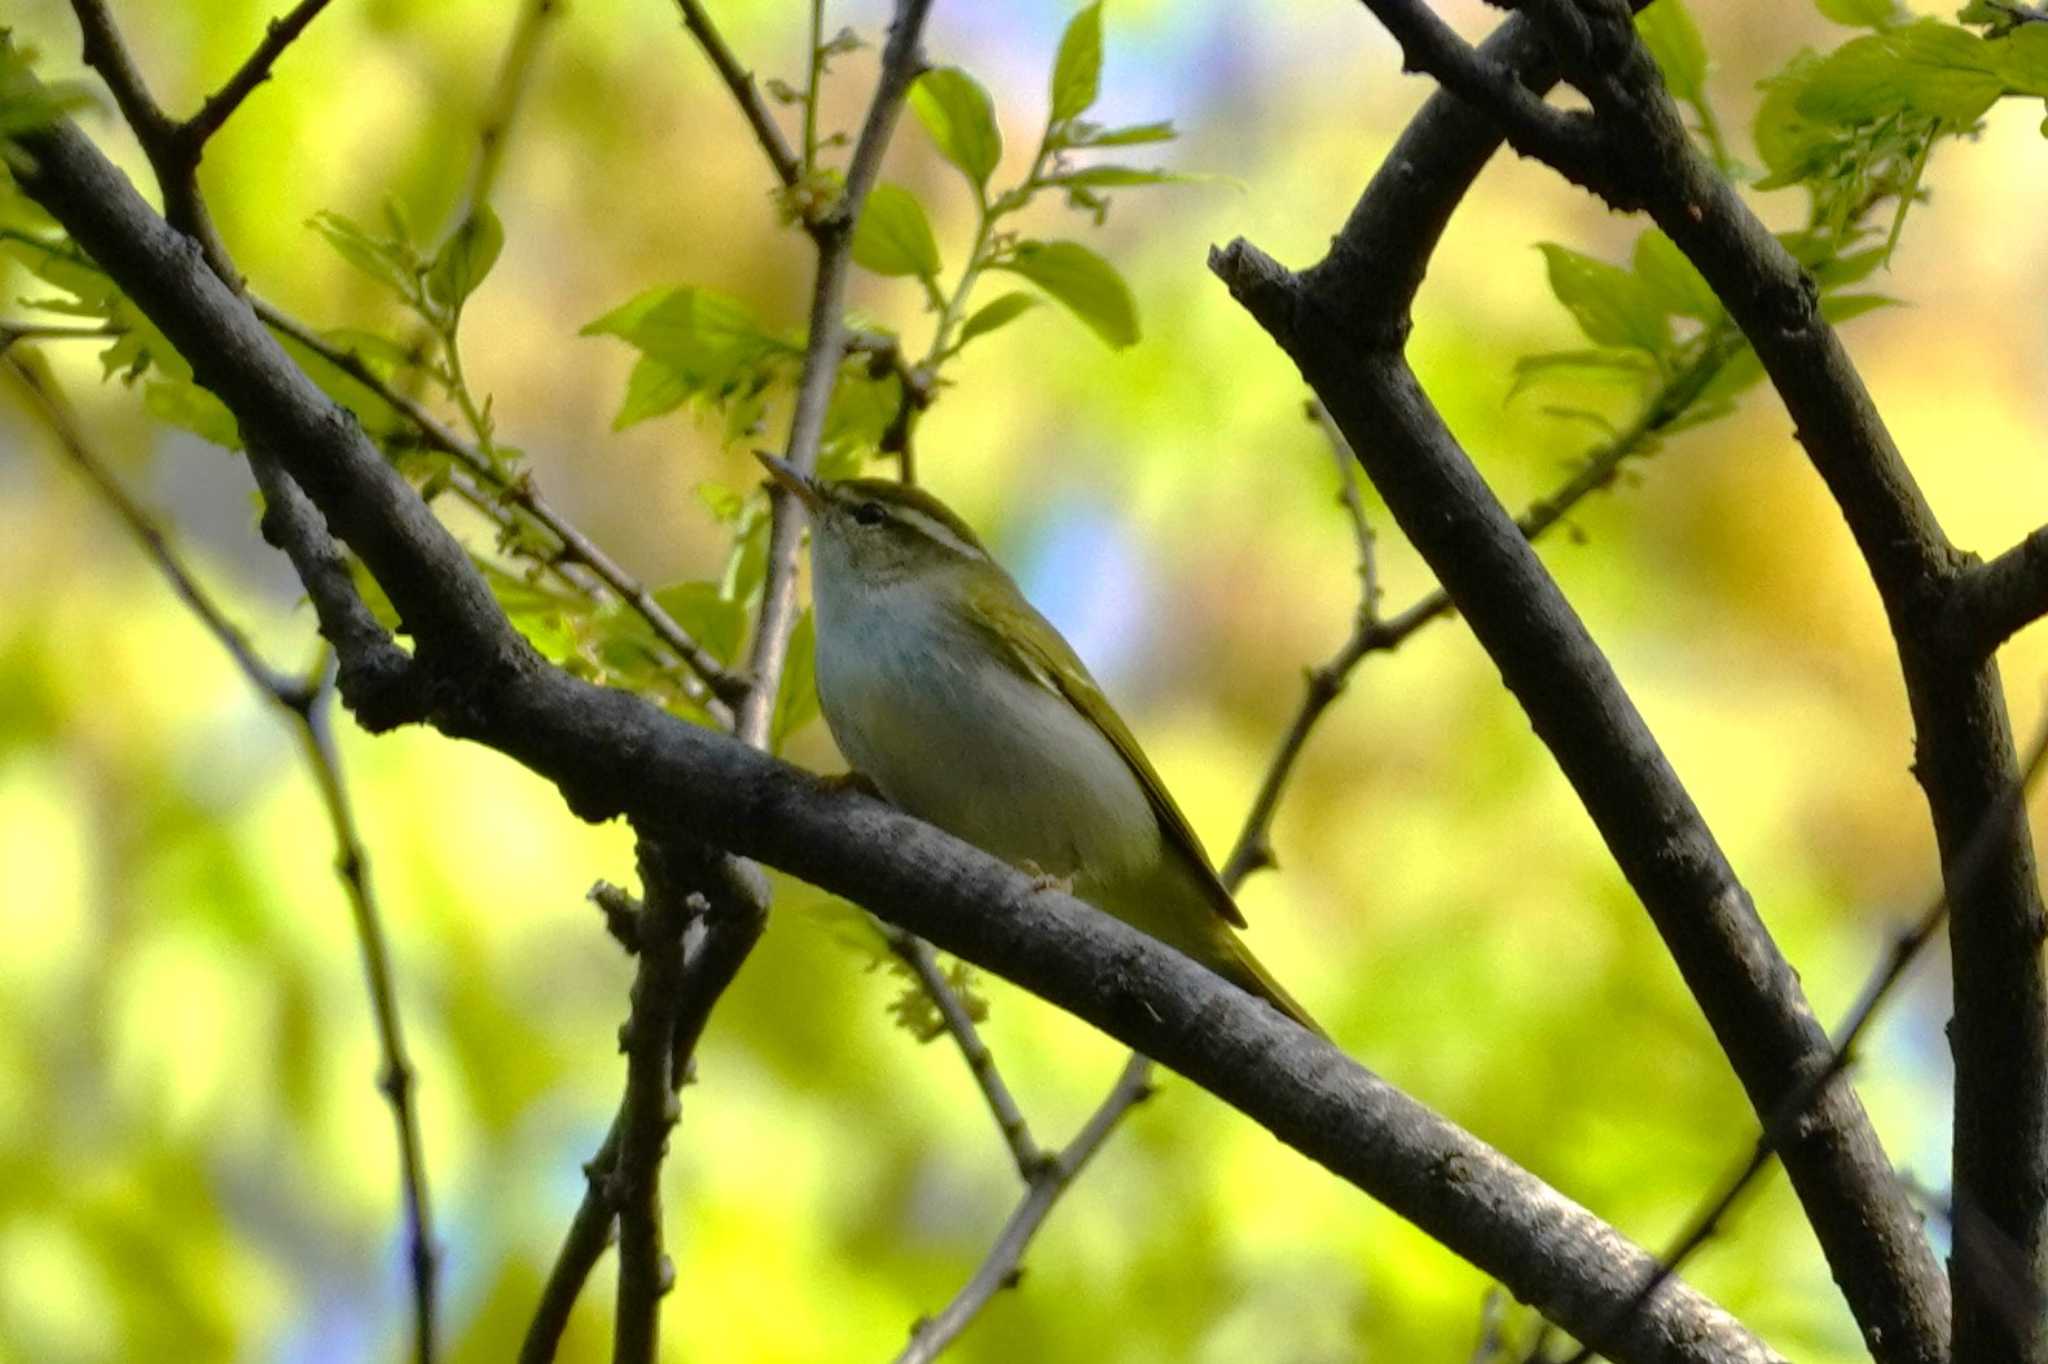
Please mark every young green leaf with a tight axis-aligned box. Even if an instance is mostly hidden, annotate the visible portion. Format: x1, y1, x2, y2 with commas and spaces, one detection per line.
910, 67, 1003, 190
1045, 166, 1188, 189
850, 183, 943, 279
426, 204, 505, 314
650, 581, 747, 663
1795, 22, 2003, 126
1816, 0, 1899, 27
1051, 3, 1104, 123
993, 240, 1138, 349
308, 211, 416, 300
144, 379, 243, 451
1537, 243, 1672, 357
1631, 230, 1721, 320
1067, 119, 1177, 147
955, 292, 1041, 351
1507, 348, 1659, 403
1635, 0, 1708, 106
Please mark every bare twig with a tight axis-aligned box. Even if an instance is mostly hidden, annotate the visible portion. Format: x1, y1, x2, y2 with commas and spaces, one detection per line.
10, 356, 438, 1364
670, 0, 803, 191
737, 0, 935, 746
1543, 704, 2048, 1364
0, 320, 119, 348
181, 0, 336, 150
892, 1053, 1154, 1364
883, 929, 1044, 1178
610, 845, 696, 1364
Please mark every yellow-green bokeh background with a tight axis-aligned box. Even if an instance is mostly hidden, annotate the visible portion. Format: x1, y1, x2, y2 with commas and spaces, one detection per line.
4, 0, 2047, 1359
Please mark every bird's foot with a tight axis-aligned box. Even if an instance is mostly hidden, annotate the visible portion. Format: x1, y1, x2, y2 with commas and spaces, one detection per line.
1017, 860, 1075, 896
818, 769, 884, 799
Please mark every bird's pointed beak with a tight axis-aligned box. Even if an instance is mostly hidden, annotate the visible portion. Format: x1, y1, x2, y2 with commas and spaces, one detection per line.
754, 449, 822, 512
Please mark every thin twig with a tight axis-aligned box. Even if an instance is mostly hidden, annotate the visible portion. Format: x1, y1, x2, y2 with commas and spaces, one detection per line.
1222, 330, 1741, 888
892, 1053, 1154, 1364
181, 0, 337, 150
737, 0, 935, 747
0, 320, 120, 348
883, 928, 1044, 1179
671, 0, 803, 191
10, 356, 439, 1364
251, 297, 747, 716
1540, 704, 2048, 1364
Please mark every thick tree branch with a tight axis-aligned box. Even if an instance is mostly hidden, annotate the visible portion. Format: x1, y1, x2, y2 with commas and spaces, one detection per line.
1404, 3, 2042, 1357
14, 109, 1782, 1364
1207, 12, 1949, 1361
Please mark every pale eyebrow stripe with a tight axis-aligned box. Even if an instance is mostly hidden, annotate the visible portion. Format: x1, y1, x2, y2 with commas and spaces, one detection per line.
887, 505, 989, 562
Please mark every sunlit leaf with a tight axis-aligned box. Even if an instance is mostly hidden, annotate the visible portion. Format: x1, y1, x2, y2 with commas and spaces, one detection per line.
1815, 0, 1899, 27
1507, 348, 1658, 402
1536, 243, 1672, 356
651, 581, 748, 663
1631, 230, 1720, 321
955, 292, 1041, 351
1064, 119, 1177, 147
909, 67, 1003, 189
308, 211, 416, 301
993, 240, 1138, 349
772, 609, 820, 751
426, 204, 504, 314
1050, 2, 1104, 123
850, 183, 942, 279
143, 380, 242, 451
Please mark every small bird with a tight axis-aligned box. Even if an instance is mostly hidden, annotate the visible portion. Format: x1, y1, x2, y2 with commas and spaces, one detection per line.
757, 452, 1319, 1034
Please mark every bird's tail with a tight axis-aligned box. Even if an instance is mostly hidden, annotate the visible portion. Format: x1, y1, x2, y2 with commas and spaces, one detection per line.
1211, 929, 1326, 1038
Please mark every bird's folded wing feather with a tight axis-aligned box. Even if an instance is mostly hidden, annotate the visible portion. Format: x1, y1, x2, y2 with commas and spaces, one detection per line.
968, 581, 1248, 929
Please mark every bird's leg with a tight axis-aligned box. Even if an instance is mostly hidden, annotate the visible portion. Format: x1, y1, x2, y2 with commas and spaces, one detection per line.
1017, 860, 1076, 896
817, 769, 884, 799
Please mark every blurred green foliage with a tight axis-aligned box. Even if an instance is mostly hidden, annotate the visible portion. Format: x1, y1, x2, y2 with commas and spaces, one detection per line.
4, 0, 2048, 1360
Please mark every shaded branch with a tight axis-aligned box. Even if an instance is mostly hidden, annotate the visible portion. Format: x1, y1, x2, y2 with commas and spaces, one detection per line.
1549, 709, 2048, 1364
1425, 3, 2042, 1358
1205, 9, 1948, 1358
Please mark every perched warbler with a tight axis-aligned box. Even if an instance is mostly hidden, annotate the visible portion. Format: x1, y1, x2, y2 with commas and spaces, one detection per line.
757, 452, 1319, 1034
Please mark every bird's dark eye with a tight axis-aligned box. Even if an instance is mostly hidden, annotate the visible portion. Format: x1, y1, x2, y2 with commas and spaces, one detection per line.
853, 501, 886, 528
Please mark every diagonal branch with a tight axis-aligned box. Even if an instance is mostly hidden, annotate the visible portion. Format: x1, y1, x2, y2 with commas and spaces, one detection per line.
670, 0, 803, 191
15, 106, 1784, 1362
180, 0, 336, 151
1206, 10, 1949, 1361
1399, 3, 2040, 1357
1948, 523, 2048, 658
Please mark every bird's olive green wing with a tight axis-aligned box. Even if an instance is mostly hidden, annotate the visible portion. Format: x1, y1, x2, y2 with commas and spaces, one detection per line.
967, 578, 1248, 930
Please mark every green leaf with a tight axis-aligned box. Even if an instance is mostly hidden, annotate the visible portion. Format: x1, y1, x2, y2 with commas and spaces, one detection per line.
584, 286, 785, 431
1507, 348, 1659, 402
1631, 230, 1721, 320
1636, 0, 1709, 105
771, 609, 821, 751
851, 183, 942, 279
1819, 292, 1902, 322
143, 379, 243, 450
1050, 3, 1104, 123
910, 67, 1003, 189
612, 354, 693, 430
1815, 0, 1898, 27
651, 581, 747, 664
993, 240, 1138, 349
1068, 119, 1177, 147
1795, 21, 2003, 126
308, 211, 416, 300
1536, 243, 1672, 356
1991, 24, 2048, 95
1045, 165, 1187, 189
426, 204, 504, 314
955, 292, 1041, 351
0, 39, 96, 137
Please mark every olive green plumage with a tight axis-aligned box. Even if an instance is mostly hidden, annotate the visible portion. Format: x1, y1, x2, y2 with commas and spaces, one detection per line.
761, 456, 1320, 1034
